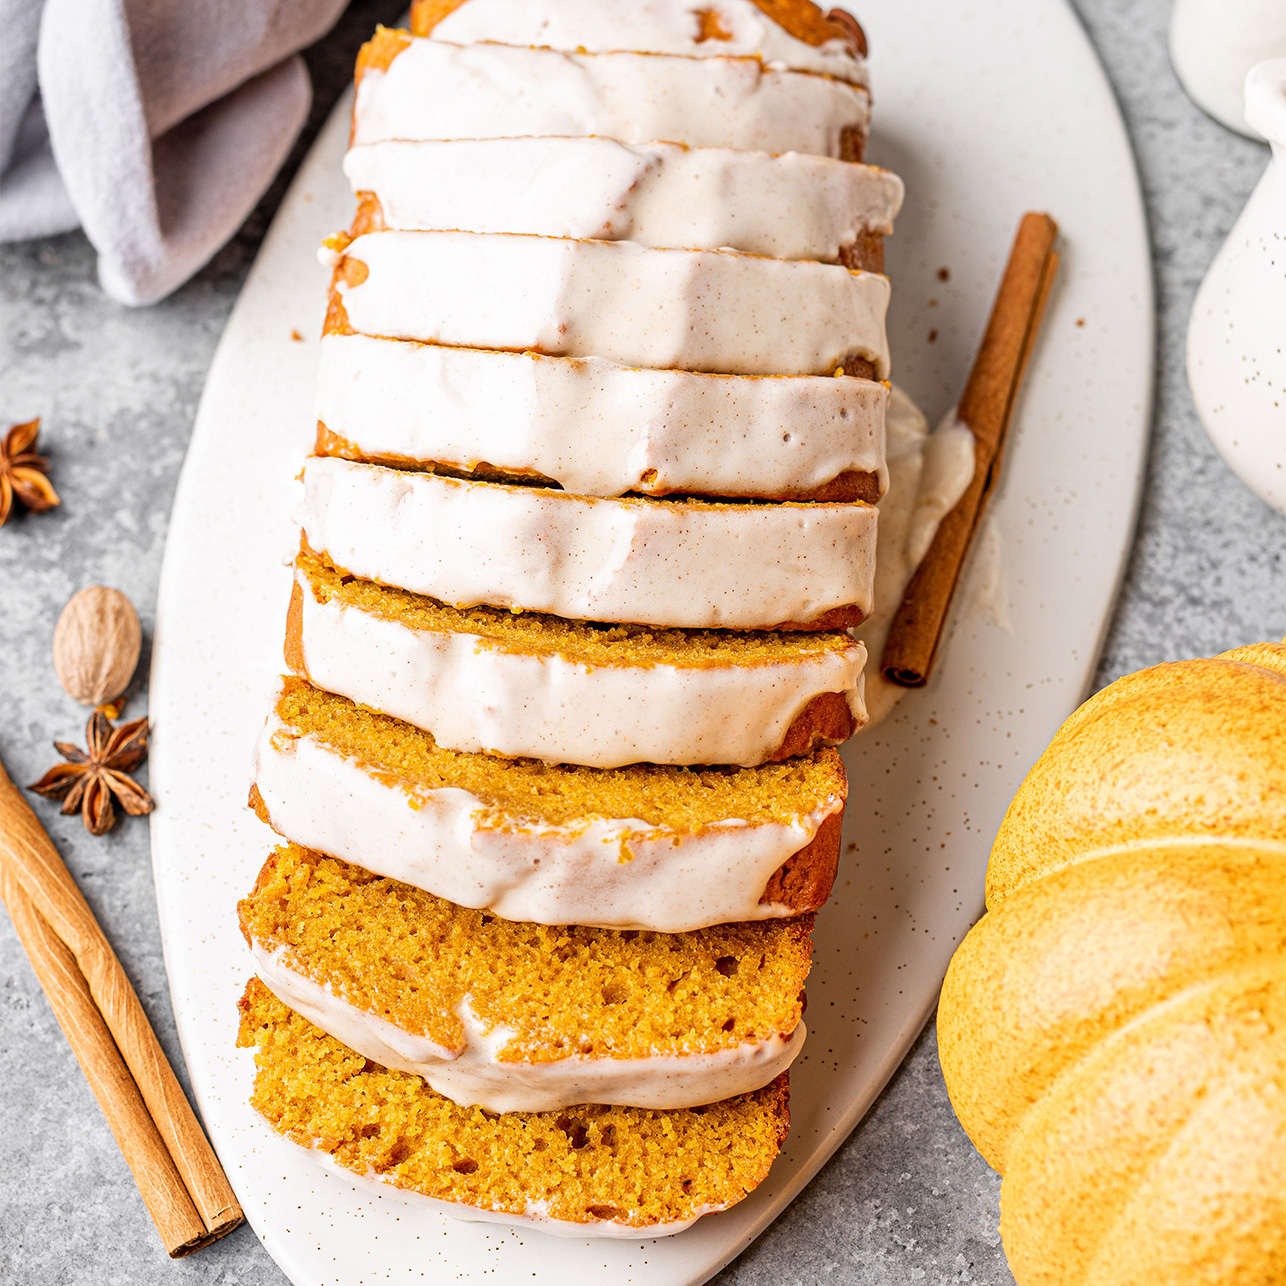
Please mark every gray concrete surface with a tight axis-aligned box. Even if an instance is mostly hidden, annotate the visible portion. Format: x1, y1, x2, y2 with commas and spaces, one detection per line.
1, 0, 1282, 1282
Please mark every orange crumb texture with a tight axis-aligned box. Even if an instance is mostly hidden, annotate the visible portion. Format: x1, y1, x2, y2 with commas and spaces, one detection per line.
237, 979, 791, 1229
239, 844, 811, 1063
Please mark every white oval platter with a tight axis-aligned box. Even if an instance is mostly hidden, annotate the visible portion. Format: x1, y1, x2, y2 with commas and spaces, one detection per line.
150, 1, 1152, 1281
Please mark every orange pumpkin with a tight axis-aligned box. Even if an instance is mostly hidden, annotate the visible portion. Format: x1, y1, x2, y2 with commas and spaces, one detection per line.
938, 642, 1286, 1286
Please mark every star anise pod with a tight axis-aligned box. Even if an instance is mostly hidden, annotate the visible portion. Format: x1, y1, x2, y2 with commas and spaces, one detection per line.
29, 711, 154, 836
0, 418, 60, 528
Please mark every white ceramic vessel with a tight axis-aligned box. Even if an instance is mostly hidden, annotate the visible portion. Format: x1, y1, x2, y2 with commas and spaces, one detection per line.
1187, 60, 1286, 516
149, 1, 1152, 1281
1171, 0, 1286, 136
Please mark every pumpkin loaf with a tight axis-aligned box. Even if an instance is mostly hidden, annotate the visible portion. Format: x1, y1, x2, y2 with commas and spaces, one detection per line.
240, 0, 887, 1238
240, 844, 812, 1112
239, 978, 791, 1238
251, 679, 845, 932
286, 552, 866, 768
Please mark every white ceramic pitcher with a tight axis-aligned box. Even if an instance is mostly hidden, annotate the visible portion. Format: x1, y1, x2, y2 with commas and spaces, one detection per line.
1171, 0, 1286, 136
1186, 60, 1286, 516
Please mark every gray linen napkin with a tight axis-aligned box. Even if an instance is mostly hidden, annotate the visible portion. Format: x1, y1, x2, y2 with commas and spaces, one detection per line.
0, 0, 348, 304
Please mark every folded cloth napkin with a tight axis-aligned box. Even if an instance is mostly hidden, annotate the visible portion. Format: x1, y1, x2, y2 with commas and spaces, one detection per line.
0, 0, 348, 304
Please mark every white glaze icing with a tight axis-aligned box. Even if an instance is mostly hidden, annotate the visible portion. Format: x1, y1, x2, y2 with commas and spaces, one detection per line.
303, 1145, 724, 1239
315, 333, 889, 500
292, 563, 866, 768
251, 711, 841, 931
964, 512, 1010, 632
336, 231, 890, 379
251, 938, 805, 1112
904, 408, 976, 569
294, 457, 878, 629
427, 0, 868, 85
855, 389, 976, 728
352, 40, 868, 157
344, 138, 902, 261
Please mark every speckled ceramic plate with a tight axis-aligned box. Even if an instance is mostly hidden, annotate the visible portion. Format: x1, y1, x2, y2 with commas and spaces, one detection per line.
150, 2, 1152, 1281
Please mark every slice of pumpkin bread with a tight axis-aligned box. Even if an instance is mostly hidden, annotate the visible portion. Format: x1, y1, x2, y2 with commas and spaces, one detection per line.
238, 978, 791, 1237
251, 678, 845, 932
240, 844, 812, 1112
293, 456, 878, 632
286, 552, 866, 768
351, 29, 869, 161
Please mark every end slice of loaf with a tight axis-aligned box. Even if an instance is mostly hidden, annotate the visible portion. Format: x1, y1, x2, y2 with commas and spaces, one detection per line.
353, 32, 869, 161
238, 978, 790, 1237
409, 0, 869, 85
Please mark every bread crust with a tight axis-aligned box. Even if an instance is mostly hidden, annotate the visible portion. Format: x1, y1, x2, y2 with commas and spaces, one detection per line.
355, 26, 411, 77
758, 806, 841, 911
407, 0, 470, 33
764, 691, 858, 760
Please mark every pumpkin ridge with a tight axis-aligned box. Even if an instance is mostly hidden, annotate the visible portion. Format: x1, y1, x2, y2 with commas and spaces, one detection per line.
941, 840, 1286, 1170
986, 834, 1286, 913
986, 647, 1286, 906
1079, 1040, 1286, 1286
1000, 956, 1286, 1284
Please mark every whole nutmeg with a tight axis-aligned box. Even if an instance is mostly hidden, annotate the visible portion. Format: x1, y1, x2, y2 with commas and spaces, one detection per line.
53, 587, 142, 707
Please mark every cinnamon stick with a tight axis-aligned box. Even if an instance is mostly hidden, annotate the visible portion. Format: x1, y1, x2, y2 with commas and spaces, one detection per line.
881, 212, 1060, 687
0, 755, 243, 1257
